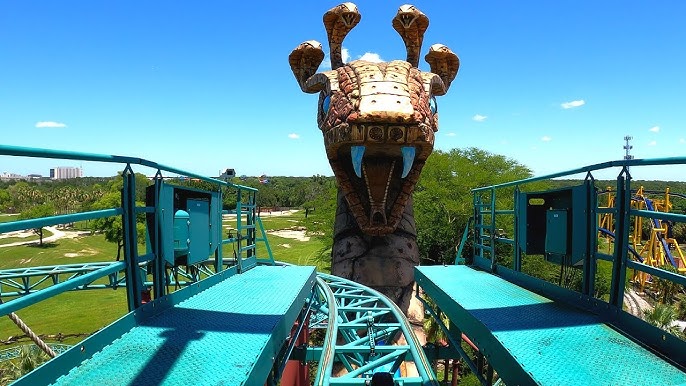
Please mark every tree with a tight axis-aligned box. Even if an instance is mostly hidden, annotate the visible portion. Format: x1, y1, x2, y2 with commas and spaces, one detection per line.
90, 174, 149, 260
0, 188, 11, 212
654, 264, 681, 304
301, 177, 338, 267
644, 303, 681, 336
8, 181, 44, 212
414, 148, 532, 265
18, 203, 55, 246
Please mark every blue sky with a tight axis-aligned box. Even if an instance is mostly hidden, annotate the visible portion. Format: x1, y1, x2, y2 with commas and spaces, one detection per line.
1, 1, 685, 181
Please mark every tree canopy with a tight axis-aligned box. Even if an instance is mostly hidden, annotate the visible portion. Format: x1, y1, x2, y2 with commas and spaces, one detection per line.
414, 148, 533, 264
18, 203, 56, 246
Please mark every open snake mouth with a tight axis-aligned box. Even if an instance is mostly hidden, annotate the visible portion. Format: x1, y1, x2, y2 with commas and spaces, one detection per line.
326, 122, 433, 235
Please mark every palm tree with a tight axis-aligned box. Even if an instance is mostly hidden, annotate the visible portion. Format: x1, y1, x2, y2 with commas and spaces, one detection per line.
423, 297, 452, 382
0, 346, 50, 384
644, 303, 681, 336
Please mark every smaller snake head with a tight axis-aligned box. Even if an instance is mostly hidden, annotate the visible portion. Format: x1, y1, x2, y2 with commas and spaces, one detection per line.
289, 4, 459, 236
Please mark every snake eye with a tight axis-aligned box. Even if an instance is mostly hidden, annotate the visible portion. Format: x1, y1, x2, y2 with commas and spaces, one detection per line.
322, 94, 331, 115
429, 96, 438, 114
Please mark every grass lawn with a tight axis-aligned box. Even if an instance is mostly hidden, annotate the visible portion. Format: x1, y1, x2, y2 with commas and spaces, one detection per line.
0, 234, 117, 270
0, 210, 328, 350
0, 214, 20, 223
259, 234, 329, 272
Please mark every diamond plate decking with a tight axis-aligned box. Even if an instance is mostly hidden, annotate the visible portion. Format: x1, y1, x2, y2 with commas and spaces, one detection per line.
36, 265, 315, 386
416, 265, 686, 386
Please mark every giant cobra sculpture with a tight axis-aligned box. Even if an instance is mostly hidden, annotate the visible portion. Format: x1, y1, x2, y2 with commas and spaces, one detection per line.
289, 3, 459, 316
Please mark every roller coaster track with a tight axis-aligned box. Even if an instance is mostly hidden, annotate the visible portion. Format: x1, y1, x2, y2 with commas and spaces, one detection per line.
312, 273, 438, 385
1, 263, 438, 385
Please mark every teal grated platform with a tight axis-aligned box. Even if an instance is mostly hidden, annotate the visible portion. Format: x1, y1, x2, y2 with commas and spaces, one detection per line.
416, 265, 686, 386
21, 265, 316, 386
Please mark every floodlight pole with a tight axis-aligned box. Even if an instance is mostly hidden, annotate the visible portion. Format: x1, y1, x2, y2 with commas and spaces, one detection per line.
623, 135, 634, 173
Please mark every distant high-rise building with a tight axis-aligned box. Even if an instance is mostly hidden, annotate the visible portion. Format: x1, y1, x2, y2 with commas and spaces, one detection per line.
0, 171, 23, 181
50, 167, 82, 180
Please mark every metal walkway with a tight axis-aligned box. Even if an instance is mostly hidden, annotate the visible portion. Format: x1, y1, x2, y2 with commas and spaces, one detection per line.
416, 265, 686, 386
15, 265, 316, 386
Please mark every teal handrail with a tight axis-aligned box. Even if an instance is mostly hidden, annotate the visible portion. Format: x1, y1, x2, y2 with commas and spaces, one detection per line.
0, 144, 256, 192
472, 156, 686, 192
0, 208, 122, 234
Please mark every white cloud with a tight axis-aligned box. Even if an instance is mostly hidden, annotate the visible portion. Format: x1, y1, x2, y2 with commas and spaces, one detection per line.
321, 48, 382, 68
648, 140, 657, 146
358, 52, 383, 63
288, 133, 300, 139
321, 47, 351, 69
680, 138, 686, 144
342, 48, 350, 63
35, 121, 67, 128
445, 132, 456, 137
541, 136, 552, 142
649, 126, 660, 133
561, 100, 585, 109
472, 114, 487, 122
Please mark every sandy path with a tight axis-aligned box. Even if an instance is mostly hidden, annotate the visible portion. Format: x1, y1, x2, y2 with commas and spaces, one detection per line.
0, 226, 89, 248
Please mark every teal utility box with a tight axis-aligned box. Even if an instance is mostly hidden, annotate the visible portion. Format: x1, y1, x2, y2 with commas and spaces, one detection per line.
146, 182, 221, 267
173, 210, 190, 258
518, 183, 591, 266
545, 209, 568, 261
186, 198, 211, 265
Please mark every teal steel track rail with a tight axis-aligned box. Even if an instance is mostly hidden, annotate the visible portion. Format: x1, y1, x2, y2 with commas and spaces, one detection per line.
0, 262, 127, 297
0, 261, 230, 298
313, 273, 438, 386
0, 261, 126, 316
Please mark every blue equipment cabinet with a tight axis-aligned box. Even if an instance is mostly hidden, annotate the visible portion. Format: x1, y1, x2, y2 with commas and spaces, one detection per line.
545, 209, 569, 260
186, 198, 211, 265
146, 182, 221, 267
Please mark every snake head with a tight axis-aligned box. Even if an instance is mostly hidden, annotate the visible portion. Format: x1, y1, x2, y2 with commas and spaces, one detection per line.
289, 3, 459, 236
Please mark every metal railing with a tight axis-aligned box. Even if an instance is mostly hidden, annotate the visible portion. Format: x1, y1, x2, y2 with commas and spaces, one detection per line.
0, 144, 265, 318
470, 156, 686, 365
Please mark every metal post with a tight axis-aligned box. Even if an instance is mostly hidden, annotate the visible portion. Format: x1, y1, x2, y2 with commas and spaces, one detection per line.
476, 352, 485, 382
624, 135, 634, 175
236, 188, 243, 272
609, 169, 630, 308
472, 192, 480, 265
490, 188, 497, 272
122, 165, 142, 310
582, 176, 597, 297
215, 188, 223, 273
513, 187, 522, 272
247, 191, 255, 258
152, 172, 166, 299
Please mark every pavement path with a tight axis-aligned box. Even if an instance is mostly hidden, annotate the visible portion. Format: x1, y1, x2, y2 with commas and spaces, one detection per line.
0, 226, 89, 248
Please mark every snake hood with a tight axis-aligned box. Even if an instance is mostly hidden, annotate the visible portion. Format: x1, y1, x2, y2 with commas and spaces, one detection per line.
289, 3, 459, 236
